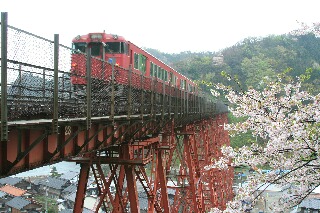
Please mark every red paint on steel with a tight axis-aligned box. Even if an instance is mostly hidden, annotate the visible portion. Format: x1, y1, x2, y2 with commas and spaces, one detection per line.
2, 114, 233, 212
74, 162, 90, 212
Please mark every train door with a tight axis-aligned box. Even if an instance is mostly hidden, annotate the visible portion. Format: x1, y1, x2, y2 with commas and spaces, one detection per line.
130, 48, 133, 68
123, 42, 130, 69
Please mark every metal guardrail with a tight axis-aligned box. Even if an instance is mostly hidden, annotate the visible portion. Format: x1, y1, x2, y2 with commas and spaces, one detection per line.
0, 12, 217, 140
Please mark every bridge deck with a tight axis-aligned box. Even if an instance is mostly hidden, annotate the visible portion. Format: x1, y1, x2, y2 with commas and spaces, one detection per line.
0, 13, 233, 212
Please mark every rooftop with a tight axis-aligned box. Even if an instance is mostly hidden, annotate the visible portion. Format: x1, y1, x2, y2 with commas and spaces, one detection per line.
0, 177, 22, 186
0, 191, 6, 198
300, 198, 320, 210
59, 171, 79, 181
62, 184, 77, 194
0, 185, 26, 197
6, 196, 31, 210
36, 176, 69, 190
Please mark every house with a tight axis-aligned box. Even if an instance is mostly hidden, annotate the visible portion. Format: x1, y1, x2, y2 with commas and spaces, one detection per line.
5, 196, 42, 213
59, 171, 79, 184
59, 207, 94, 213
0, 177, 22, 187
0, 191, 10, 213
0, 177, 31, 191
86, 177, 99, 197
0, 185, 36, 212
297, 198, 320, 212
138, 189, 175, 213
64, 192, 104, 212
61, 184, 77, 199
0, 185, 26, 198
64, 191, 76, 209
34, 176, 71, 199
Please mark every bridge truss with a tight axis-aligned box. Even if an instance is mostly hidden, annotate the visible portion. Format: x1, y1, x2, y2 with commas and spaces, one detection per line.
0, 12, 233, 212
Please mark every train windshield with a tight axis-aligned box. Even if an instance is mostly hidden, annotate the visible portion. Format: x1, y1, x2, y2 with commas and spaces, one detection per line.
105, 42, 128, 54
90, 43, 101, 56
72, 42, 86, 53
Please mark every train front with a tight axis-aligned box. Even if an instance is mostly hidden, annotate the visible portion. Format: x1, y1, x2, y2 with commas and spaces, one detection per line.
71, 32, 129, 90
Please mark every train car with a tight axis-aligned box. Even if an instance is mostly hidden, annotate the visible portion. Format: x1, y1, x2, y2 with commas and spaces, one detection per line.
70, 32, 198, 98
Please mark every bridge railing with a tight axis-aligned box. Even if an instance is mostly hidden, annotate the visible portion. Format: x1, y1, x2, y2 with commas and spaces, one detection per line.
1, 13, 216, 127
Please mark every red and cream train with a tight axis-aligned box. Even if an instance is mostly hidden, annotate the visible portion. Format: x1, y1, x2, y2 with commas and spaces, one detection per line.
70, 32, 198, 95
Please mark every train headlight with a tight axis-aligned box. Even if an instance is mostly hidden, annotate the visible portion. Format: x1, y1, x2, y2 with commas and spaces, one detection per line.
71, 63, 77, 70
90, 34, 103, 39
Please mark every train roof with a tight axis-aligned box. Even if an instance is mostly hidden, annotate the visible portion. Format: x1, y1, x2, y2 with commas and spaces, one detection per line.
72, 32, 126, 43
72, 32, 195, 84
127, 41, 193, 83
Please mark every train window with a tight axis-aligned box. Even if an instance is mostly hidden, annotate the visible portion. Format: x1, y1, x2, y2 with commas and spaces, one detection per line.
123, 43, 129, 55
150, 62, 154, 76
91, 43, 101, 56
72, 42, 86, 53
134, 53, 146, 73
139, 55, 147, 74
134, 53, 139, 69
170, 75, 177, 86
170, 72, 173, 84
157, 67, 162, 79
172, 76, 175, 86
154, 65, 158, 77
164, 70, 168, 81
180, 79, 186, 90
105, 42, 127, 54
150, 62, 157, 77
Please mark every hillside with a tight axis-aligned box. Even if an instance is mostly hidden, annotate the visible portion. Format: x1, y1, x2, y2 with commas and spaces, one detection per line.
145, 33, 320, 148
145, 33, 320, 94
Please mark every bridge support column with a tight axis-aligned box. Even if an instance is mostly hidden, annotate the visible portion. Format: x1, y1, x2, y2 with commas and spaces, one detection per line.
0, 141, 8, 175
113, 165, 126, 213
74, 161, 90, 213
157, 150, 170, 213
125, 165, 140, 213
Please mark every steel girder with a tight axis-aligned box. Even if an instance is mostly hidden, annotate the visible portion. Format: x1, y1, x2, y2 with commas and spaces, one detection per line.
72, 114, 233, 213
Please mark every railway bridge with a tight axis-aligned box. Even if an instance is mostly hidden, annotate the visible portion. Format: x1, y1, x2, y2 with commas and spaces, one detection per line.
0, 13, 233, 212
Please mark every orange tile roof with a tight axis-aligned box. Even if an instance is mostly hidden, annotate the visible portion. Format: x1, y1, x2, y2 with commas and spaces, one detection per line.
0, 184, 26, 196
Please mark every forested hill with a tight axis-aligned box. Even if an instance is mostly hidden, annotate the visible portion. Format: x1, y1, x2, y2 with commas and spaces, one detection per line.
144, 33, 320, 93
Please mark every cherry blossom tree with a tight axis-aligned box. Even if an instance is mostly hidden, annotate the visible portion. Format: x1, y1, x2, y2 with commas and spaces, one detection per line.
208, 73, 320, 212
290, 21, 320, 37
206, 23, 320, 213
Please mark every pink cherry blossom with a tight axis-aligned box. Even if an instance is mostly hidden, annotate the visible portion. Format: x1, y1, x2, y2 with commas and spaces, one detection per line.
208, 75, 320, 212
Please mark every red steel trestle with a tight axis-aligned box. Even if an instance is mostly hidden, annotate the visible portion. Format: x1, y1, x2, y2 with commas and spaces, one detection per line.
72, 115, 233, 212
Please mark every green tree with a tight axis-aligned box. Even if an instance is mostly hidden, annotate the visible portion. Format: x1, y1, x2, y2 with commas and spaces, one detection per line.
241, 54, 276, 88
50, 166, 61, 177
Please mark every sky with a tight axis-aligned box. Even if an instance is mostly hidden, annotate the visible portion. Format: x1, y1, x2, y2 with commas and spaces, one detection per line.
1, 0, 320, 53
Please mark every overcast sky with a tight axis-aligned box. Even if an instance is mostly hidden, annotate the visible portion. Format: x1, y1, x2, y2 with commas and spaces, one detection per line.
2, 0, 320, 53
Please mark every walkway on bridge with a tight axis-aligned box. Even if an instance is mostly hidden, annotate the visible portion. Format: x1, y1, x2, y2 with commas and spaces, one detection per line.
0, 12, 233, 212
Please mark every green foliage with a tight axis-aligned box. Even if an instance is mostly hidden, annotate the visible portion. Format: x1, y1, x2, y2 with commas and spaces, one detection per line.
220, 33, 320, 92
144, 32, 320, 149
50, 166, 61, 178
228, 113, 257, 148
146, 33, 320, 94
34, 195, 58, 213
241, 54, 276, 88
